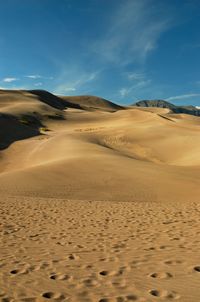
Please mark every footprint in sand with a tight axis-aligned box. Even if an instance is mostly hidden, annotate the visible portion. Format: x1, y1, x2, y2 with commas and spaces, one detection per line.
10, 269, 20, 275
50, 273, 72, 281
149, 289, 180, 299
68, 254, 80, 260
99, 270, 116, 277
164, 260, 183, 265
149, 272, 173, 279
99, 270, 110, 276
193, 266, 200, 272
41, 292, 66, 300
82, 278, 99, 287
9, 268, 27, 275
115, 295, 138, 301
112, 280, 127, 289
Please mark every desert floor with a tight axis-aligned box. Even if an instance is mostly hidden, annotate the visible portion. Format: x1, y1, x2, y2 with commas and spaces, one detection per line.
1, 197, 200, 302
1, 101, 200, 301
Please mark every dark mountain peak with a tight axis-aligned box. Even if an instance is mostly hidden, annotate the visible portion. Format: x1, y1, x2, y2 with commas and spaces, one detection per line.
133, 99, 176, 109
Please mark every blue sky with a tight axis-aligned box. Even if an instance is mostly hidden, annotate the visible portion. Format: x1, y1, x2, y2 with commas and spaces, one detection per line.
0, 0, 200, 105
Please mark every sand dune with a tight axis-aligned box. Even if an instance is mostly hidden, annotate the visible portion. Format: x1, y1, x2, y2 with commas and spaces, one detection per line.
61, 95, 124, 111
0, 90, 200, 301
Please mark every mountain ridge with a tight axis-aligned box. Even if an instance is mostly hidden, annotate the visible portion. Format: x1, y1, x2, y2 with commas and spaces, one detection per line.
132, 99, 200, 116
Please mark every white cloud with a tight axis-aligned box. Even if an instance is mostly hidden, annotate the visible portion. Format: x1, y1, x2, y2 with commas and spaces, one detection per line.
25, 75, 41, 79
34, 82, 43, 86
25, 75, 53, 80
2, 77, 18, 83
92, 0, 172, 65
63, 87, 76, 92
134, 79, 152, 89
127, 72, 145, 81
120, 88, 129, 97
119, 79, 151, 98
166, 93, 200, 101
54, 69, 100, 95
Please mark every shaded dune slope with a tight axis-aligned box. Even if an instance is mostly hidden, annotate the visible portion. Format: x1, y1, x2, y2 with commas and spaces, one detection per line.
0, 89, 65, 149
29, 89, 82, 110
0, 113, 39, 149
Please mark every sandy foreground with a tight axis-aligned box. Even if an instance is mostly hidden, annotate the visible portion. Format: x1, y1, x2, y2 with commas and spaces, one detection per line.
1, 197, 200, 302
1, 99, 200, 301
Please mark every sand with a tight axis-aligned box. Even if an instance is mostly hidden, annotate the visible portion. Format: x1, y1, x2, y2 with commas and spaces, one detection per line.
0, 92, 200, 301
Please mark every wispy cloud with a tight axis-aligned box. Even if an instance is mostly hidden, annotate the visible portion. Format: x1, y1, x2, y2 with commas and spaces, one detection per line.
127, 72, 146, 81
54, 69, 100, 95
25, 75, 41, 79
119, 88, 129, 98
34, 82, 43, 87
119, 74, 151, 98
63, 87, 76, 92
166, 93, 200, 101
2, 77, 18, 83
92, 0, 172, 65
25, 75, 53, 80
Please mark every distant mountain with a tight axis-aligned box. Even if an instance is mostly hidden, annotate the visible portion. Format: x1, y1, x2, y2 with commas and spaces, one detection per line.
133, 100, 176, 109
132, 99, 200, 116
